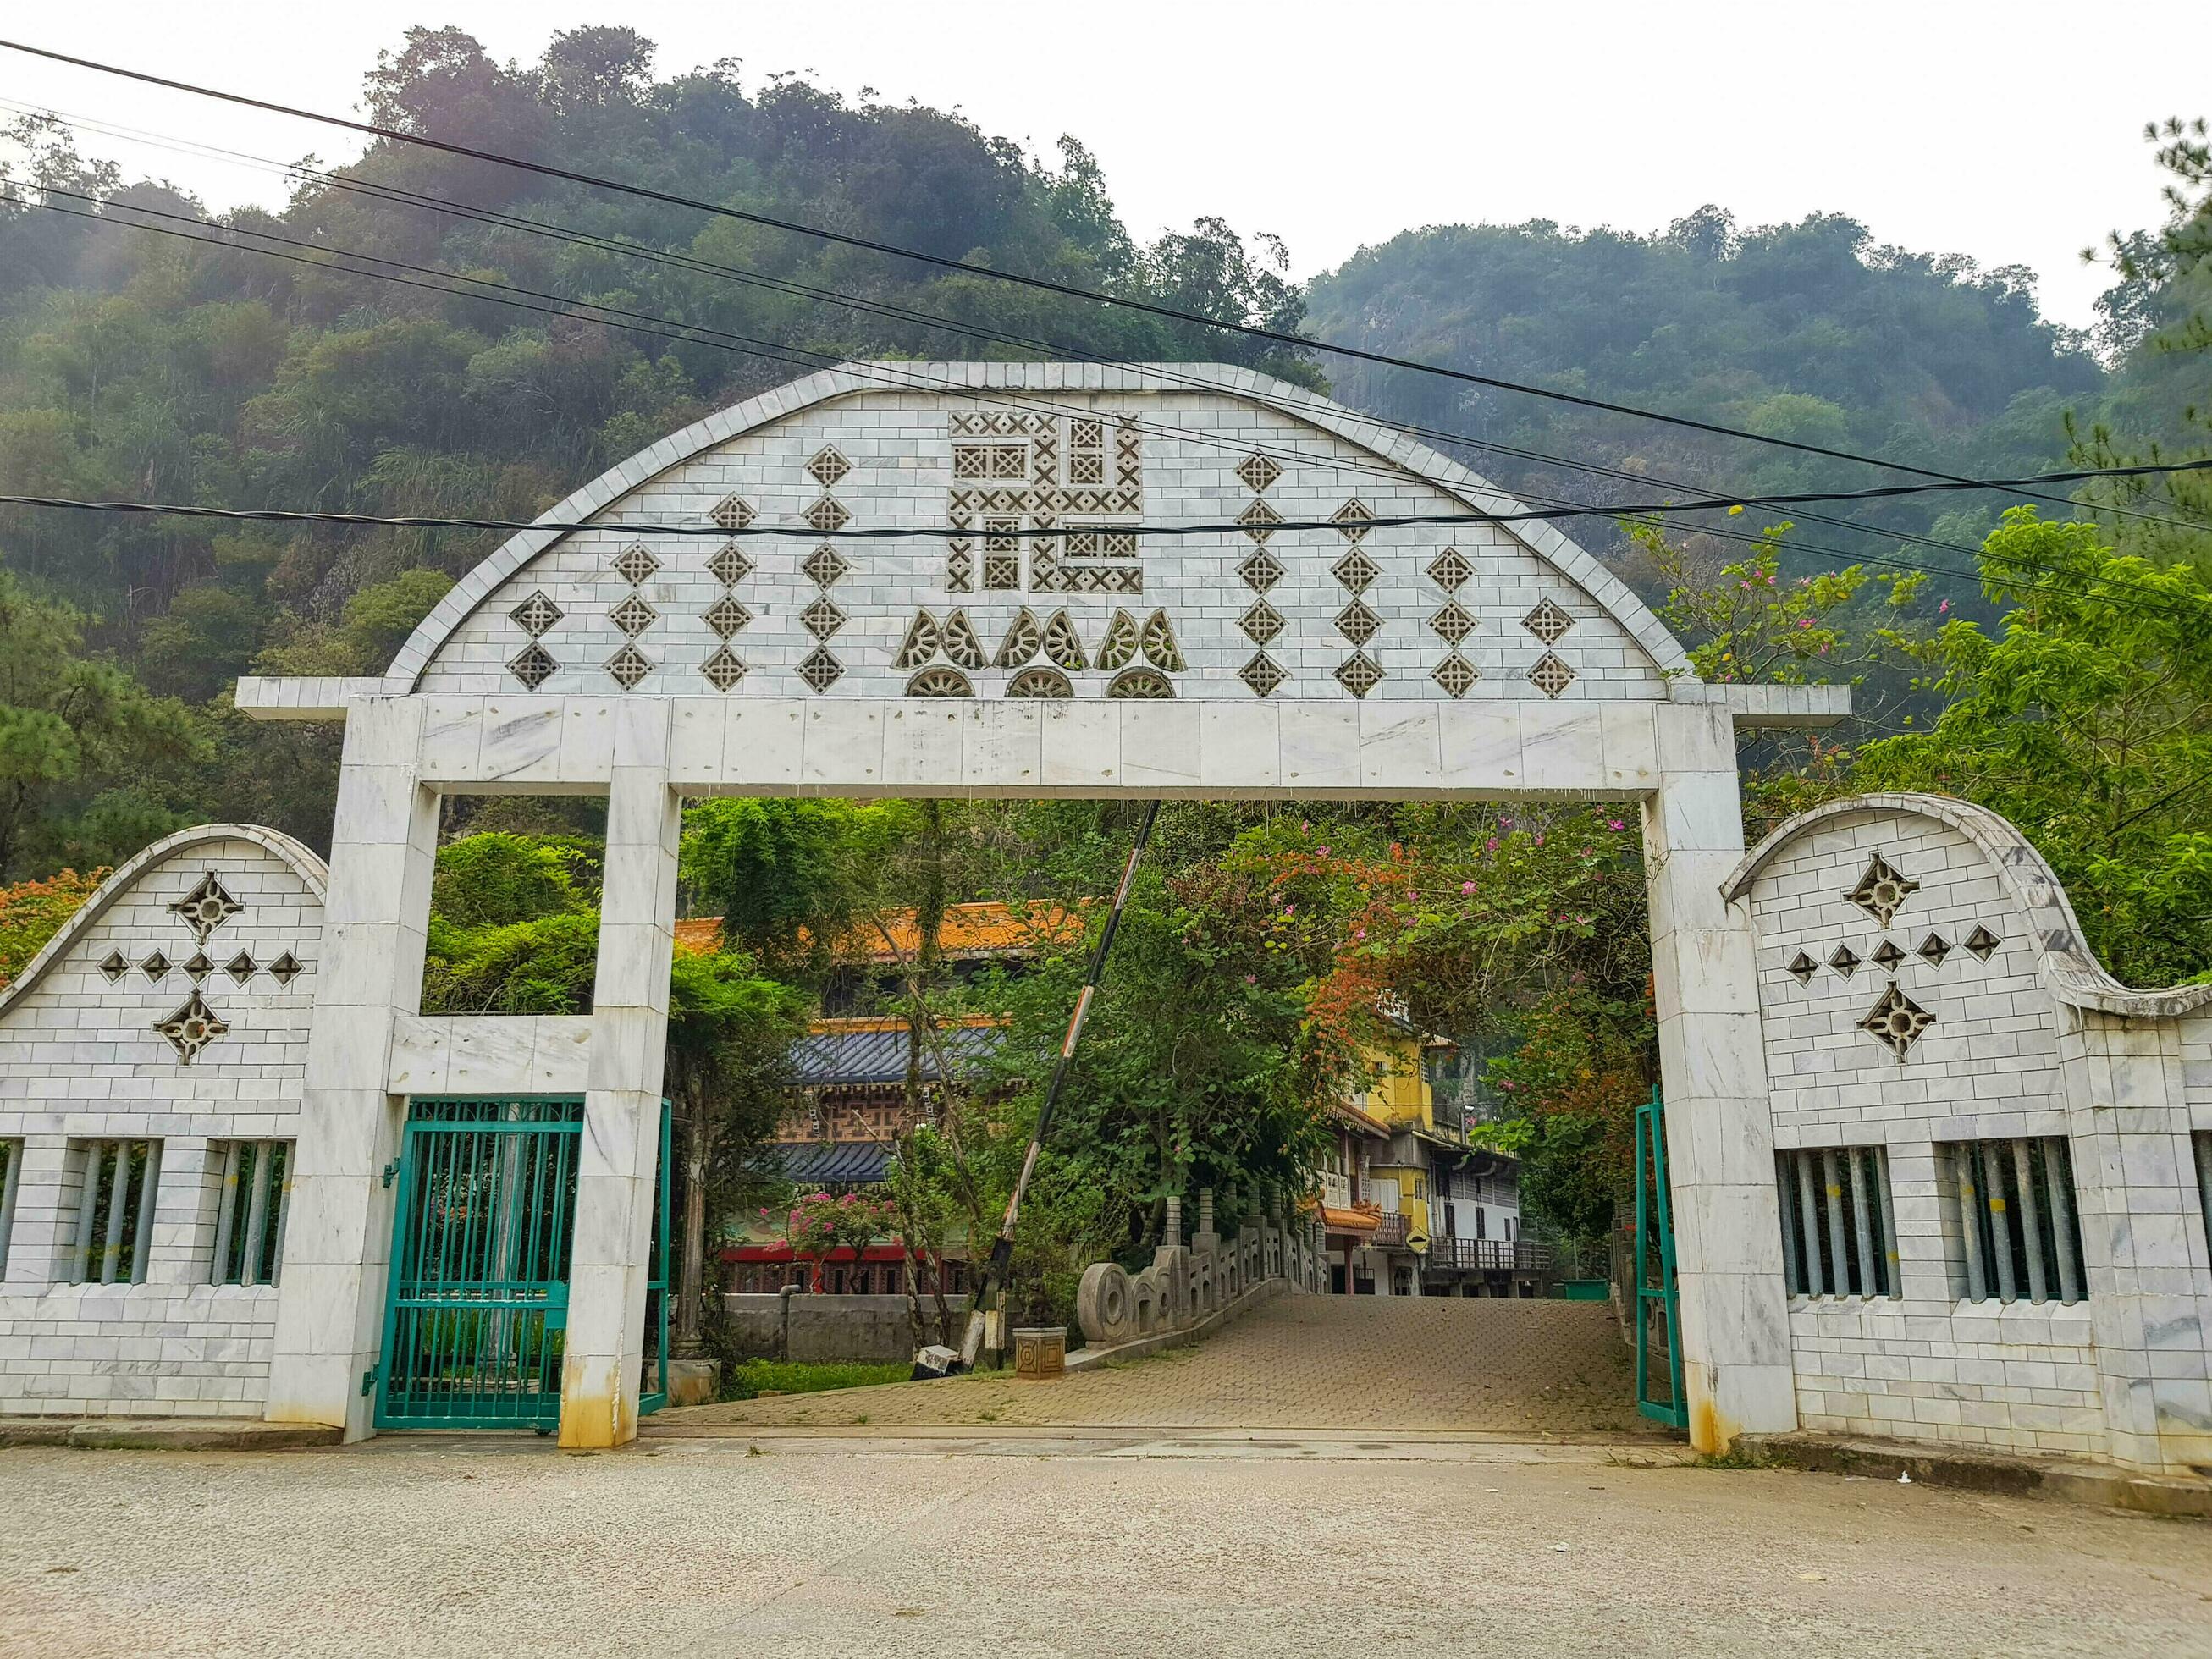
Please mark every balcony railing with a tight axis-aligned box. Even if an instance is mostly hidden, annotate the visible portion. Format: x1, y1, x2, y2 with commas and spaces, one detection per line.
1422, 1237, 1553, 1274
1371, 1213, 1409, 1249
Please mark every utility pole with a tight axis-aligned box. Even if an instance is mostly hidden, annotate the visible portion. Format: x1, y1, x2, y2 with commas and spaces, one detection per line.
929, 801, 1161, 1375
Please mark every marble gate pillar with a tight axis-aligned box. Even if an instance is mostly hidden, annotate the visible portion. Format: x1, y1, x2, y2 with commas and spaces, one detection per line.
266, 697, 439, 1441
559, 703, 680, 1449
1642, 701, 1796, 1449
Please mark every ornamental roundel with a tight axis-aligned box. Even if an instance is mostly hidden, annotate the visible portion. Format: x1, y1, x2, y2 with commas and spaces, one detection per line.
1844, 853, 1920, 929
154, 989, 229, 1065
169, 873, 244, 942
1857, 982, 1935, 1062
1006, 667, 1073, 699
905, 667, 974, 697
1106, 669, 1176, 699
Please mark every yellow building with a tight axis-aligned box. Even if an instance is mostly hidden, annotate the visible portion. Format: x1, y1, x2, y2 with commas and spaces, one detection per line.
1317, 1000, 1532, 1296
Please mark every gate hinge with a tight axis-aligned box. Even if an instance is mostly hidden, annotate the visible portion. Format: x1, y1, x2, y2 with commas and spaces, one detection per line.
380, 1160, 400, 1188
361, 1365, 378, 1397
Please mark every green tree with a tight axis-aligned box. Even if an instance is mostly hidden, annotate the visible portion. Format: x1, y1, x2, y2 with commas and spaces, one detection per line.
1855, 509, 2212, 986
665, 948, 808, 1352
0, 572, 201, 879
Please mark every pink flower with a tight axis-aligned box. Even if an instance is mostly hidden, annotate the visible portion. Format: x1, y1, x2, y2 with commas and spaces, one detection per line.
1607, 818, 1624, 831
1459, 880, 1476, 894
1316, 845, 1330, 857
1796, 617, 1813, 629
1485, 837, 1498, 852
1534, 833, 1546, 846
1354, 928, 1367, 940
1244, 974, 1257, 984
1938, 599, 1950, 615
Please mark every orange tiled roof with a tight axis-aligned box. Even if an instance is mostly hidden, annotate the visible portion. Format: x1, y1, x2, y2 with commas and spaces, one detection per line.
806, 1012, 1008, 1036
674, 901, 1084, 963
1321, 1204, 1383, 1232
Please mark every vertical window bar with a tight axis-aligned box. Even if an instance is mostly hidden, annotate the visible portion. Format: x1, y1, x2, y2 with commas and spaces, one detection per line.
211, 1140, 244, 1284
98, 1140, 131, 1285
2045, 1138, 2085, 1304
268, 1142, 292, 1287
1875, 1144, 1902, 1297
73, 1144, 101, 1281
0, 1141, 20, 1277
2011, 1138, 2049, 1304
1821, 1149, 1850, 1297
1796, 1153, 1826, 1295
1776, 1155, 1803, 1295
1954, 1144, 1988, 1301
239, 1142, 273, 1289
1846, 1148, 1878, 1298
130, 1139, 161, 1284
1979, 1141, 2017, 1302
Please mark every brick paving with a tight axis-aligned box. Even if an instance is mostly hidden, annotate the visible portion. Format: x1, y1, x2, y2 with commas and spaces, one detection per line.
656, 1294, 1667, 1438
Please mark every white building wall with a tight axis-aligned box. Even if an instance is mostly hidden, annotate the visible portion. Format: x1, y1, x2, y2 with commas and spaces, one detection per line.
0, 829, 322, 1418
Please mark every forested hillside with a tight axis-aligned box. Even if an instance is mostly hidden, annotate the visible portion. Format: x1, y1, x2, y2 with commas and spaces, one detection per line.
0, 25, 2198, 884
0, 26, 1311, 870
1303, 212, 2104, 565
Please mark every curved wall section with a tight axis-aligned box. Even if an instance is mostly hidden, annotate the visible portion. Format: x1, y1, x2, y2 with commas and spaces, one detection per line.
0, 825, 323, 1419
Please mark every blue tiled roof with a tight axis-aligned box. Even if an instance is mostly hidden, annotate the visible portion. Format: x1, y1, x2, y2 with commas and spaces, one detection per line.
775, 1140, 892, 1185
791, 1022, 1005, 1086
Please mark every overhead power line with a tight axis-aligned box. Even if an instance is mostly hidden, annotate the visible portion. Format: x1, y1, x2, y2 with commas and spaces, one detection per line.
6, 462, 2207, 541
8, 190, 2193, 619
0, 36, 2178, 530
4, 103, 2011, 569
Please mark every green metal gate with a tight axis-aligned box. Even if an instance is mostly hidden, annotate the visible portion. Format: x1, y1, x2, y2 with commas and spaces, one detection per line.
376, 1097, 584, 1431
1633, 1088, 1688, 1429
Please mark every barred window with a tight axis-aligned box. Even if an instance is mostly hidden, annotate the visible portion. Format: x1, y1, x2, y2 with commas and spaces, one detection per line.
1942, 1136, 2085, 1305
70, 1138, 161, 1285
1777, 1145, 1898, 1298
211, 1139, 293, 1287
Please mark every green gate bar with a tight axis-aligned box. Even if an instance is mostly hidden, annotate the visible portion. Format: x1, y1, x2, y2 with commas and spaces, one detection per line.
1634, 1088, 1688, 1430
637, 1099, 671, 1417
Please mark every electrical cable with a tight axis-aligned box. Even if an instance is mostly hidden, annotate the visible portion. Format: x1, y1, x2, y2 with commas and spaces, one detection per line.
3, 36, 2188, 532
14, 190, 2200, 624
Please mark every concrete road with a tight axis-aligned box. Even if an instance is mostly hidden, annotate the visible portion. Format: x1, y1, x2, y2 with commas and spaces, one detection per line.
3, 1436, 2208, 1656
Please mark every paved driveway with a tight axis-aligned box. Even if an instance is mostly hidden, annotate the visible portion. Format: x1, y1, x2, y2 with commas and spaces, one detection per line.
659, 1293, 1667, 1438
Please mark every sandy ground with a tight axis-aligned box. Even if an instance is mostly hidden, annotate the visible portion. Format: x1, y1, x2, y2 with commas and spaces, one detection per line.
3, 1435, 2208, 1656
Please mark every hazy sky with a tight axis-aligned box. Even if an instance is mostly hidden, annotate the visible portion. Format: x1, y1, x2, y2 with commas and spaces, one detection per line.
2, 2, 2199, 330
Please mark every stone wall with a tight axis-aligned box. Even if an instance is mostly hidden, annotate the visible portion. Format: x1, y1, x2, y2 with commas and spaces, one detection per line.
720, 1292, 968, 1364
0, 827, 324, 1418
1730, 794, 2212, 1470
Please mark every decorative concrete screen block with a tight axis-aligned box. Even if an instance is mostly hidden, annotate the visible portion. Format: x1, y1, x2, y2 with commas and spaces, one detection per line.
1939, 1137, 2086, 1306
0, 824, 324, 1419
374, 364, 1684, 707
1777, 1145, 1897, 1299
1729, 793, 2212, 1474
